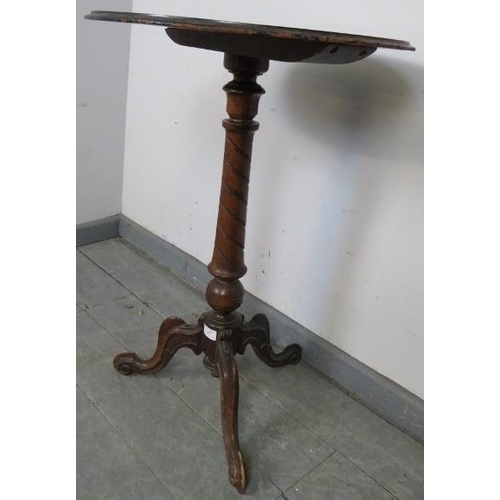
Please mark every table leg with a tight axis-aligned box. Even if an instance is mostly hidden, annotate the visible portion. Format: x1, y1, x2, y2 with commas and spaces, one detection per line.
235, 314, 302, 366
113, 317, 204, 375
216, 332, 246, 493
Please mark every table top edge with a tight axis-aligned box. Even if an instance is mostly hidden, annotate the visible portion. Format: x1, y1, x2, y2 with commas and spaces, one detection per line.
84, 11, 416, 52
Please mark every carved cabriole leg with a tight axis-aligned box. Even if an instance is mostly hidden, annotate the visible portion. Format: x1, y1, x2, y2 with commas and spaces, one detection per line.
113, 316, 204, 375
216, 333, 246, 493
234, 314, 302, 366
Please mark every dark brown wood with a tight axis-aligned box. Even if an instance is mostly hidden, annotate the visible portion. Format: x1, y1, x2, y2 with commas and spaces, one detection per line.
85, 10, 415, 494
202, 335, 218, 378
235, 314, 302, 367
84, 11, 415, 64
113, 316, 204, 375
216, 333, 246, 493
205, 54, 268, 325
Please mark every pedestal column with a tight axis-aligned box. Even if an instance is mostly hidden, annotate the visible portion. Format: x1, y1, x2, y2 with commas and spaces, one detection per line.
203, 54, 269, 359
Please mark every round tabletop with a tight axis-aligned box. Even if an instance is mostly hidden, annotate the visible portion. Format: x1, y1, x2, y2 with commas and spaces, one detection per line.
85, 11, 415, 64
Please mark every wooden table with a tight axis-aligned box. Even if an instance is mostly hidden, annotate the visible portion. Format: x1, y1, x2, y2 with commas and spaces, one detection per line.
84, 11, 414, 493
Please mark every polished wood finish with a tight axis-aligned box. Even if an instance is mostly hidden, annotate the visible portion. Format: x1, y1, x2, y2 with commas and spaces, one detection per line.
85, 11, 414, 64
205, 54, 267, 321
235, 314, 301, 367
113, 317, 204, 375
216, 334, 245, 492
85, 10, 415, 494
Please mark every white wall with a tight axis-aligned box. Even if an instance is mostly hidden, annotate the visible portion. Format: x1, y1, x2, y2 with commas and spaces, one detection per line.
123, 0, 424, 398
76, 0, 132, 224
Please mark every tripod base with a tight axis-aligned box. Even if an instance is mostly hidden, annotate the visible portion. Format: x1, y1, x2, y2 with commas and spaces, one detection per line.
114, 312, 301, 493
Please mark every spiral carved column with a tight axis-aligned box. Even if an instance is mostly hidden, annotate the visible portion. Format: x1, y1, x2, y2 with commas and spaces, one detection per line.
205, 55, 268, 330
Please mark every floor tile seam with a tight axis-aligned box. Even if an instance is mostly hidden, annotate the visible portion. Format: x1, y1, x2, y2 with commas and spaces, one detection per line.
77, 291, 135, 312
282, 449, 338, 495
151, 364, 337, 496
271, 485, 288, 500
134, 293, 178, 320
327, 423, 423, 463
80, 310, 191, 417
274, 492, 287, 500
153, 375, 223, 439
84, 308, 141, 355
335, 450, 402, 500
78, 246, 154, 303
118, 237, 207, 300
238, 371, 336, 451
83, 237, 205, 301
81, 305, 196, 416
78, 244, 192, 319
79, 249, 172, 325
80, 307, 177, 406
330, 426, 423, 484
150, 372, 285, 496
77, 391, 181, 500
297, 359, 423, 447
76, 382, 182, 500
77, 252, 138, 309
238, 369, 422, 480
79, 306, 184, 413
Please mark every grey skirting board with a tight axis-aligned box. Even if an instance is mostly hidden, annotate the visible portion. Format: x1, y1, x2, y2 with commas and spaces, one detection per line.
76, 215, 120, 247
77, 214, 424, 443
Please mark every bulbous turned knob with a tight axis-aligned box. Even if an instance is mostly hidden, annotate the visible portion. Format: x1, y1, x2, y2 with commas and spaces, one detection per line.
206, 278, 244, 314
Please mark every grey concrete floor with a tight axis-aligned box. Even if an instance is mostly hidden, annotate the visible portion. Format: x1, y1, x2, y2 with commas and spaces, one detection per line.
76, 239, 423, 500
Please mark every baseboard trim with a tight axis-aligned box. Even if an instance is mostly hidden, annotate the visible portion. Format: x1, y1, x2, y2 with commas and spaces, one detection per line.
82, 214, 424, 442
76, 215, 120, 246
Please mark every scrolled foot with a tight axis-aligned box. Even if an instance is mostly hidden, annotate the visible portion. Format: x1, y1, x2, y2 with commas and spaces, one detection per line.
236, 313, 302, 367
113, 316, 203, 375
113, 352, 143, 375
